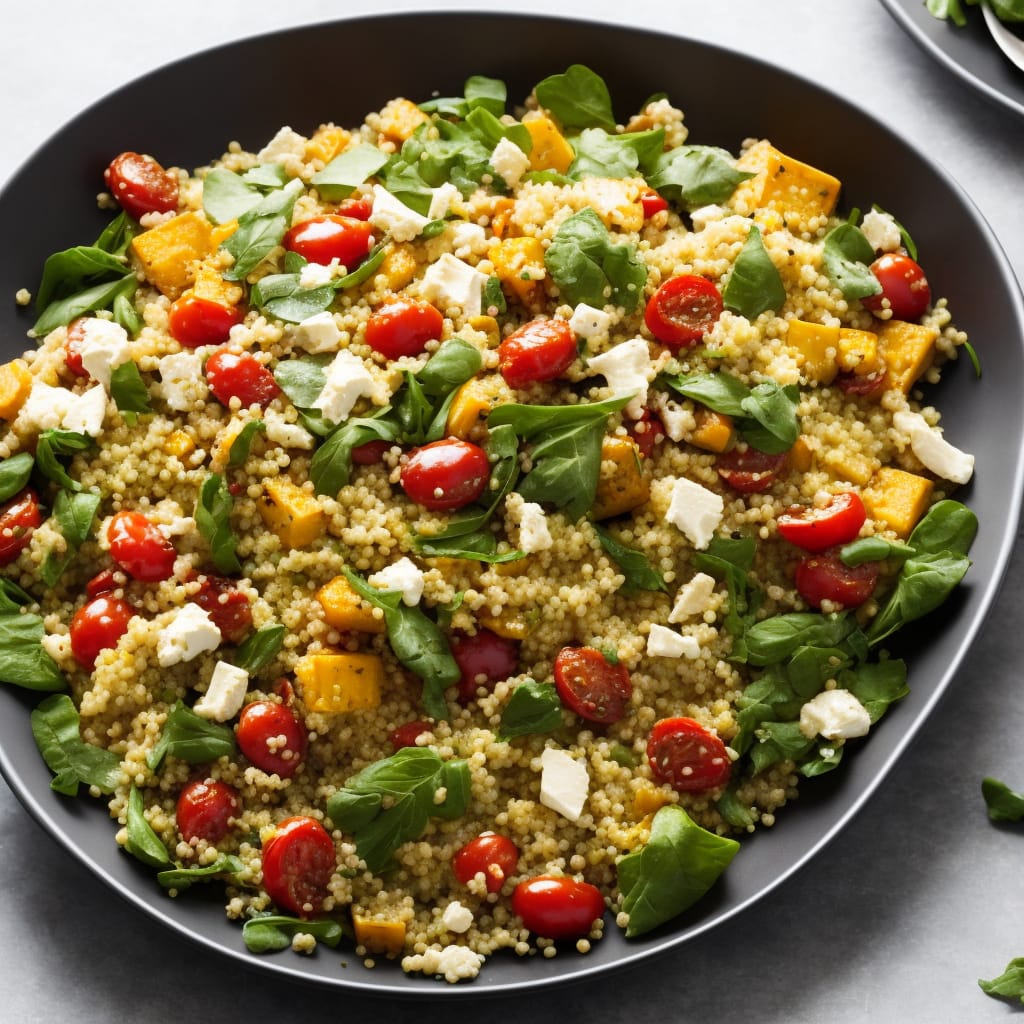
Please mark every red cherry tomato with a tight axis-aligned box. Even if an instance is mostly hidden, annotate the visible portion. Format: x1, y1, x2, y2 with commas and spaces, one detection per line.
168, 295, 243, 349
452, 833, 520, 893
85, 567, 120, 598
389, 719, 433, 751
640, 189, 669, 218
647, 717, 731, 793
335, 196, 373, 220
451, 628, 519, 703
835, 369, 886, 397
103, 151, 178, 220
205, 350, 280, 408
69, 595, 135, 670
511, 875, 605, 940
794, 550, 879, 610
553, 646, 632, 724
188, 571, 253, 644
284, 215, 373, 268
0, 488, 41, 566
351, 439, 391, 465
645, 275, 723, 350
107, 510, 177, 582
400, 439, 490, 511
261, 815, 336, 917
498, 319, 577, 388
863, 253, 931, 321
64, 317, 91, 377
365, 299, 444, 360
716, 447, 787, 493
236, 700, 308, 778
777, 492, 866, 553
176, 778, 241, 844
626, 409, 665, 459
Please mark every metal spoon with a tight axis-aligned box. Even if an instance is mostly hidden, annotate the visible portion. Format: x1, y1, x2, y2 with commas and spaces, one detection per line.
982, 3, 1024, 73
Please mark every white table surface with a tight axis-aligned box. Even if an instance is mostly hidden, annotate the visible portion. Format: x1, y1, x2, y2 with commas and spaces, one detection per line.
3, 1, 1024, 1020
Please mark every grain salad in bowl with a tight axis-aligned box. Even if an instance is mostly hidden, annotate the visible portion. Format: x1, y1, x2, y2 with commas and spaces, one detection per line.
0, 64, 977, 984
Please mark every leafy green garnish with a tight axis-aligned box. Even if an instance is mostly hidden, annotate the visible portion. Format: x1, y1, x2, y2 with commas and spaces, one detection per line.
242, 913, 346, 953
195, 474, 240, 574
124, 785, 172, 868
0, 452, 35, 504
646, 145, 755, 211
30, 694, 120, 795
221, 178, 303, 281
309, 415, 400, 497
35, 429, 92, 492
822, 216, 882, 301
203, 167, 276, 224
310, 143, 389, 201
982, 777, 1024, 822
227, 420, 266, 468
534, 64, 616, 131
110, 359, 153, 422
593, 524, 667, 596
498, 680, 563, 740
157, 853, 243, 891
569, 127, 664, 180
147, 699, 237, 772
722, 225, 786, 320
0, 613, 66, 691
232, 623, 285, 675
40, 488, 101, 587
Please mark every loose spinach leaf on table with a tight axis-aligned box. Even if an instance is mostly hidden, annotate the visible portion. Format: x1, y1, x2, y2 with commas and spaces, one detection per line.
30, 693, 120, 796
147, 699, 237, 772
982, 777, 1024, 822
980, 957, 1024, 1005
124, 785, 172, 868
498, 680, 563, 740
722, 225, 786, 320
243, 913, 346, 953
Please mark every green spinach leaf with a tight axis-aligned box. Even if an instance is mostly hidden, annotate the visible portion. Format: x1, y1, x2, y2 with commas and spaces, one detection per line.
646, 145, 754, 210
242, 913, 345, 953
311, 142, 389, 201
195, 473, 240, 574
222, 178, 303, 281
722, 225, 786, 320
982, 777, 1024, 822
147, 699, 237, 772
110, 360, 152, 419
157, 853, 243, 891
593, 525, 667, 596
30, 693, 120, 796
498, 680, 563, 740
35, 429, 92, 492
124, 785, 171, 868
0, 613, 66, 691
232, 623, 285, 674
534, 64, 616, 131
569, 127, 664, 180
0, 453, 34, 503
40, 489, 101, 587
822, 218, 882, 301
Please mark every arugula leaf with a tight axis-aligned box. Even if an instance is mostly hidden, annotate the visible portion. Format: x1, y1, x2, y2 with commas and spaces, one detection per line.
227, 419, 266, 468
326, 747, 470, 872
593, 525, 667, 596
195, 474, 240, 574
822, 218, 883, 301
0, 453, 34, 503
569, 127, 664, 180
35, 429, 92, 492
157, 853, 243, 891
147, 699, 237, 772
498, 680, 563, 740
30, 694, 120, 796
124, 785, 171, 868
310, 143, 389, 201
722, 225, 785, 320
982, 777, 1024, 822
110, 360, 152, 420
534, 64, 616, 131
232, 623, 286, 674
222, 178, 303, 281
0, 614, 66, 691
544, 208, 647, 312
618, 805, 739, 937
242, 913, 345, 953
40, 489, 101, 587
646, 145, 755, 210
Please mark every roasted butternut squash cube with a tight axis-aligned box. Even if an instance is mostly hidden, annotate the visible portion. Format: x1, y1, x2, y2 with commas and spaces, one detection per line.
163, 429, 196, 458
788, 435, 814, 474
634, 783, 671, 817
352, 913, 406, 957
130, 211, 214, 298
445, 378, 492, 440
690, 409, 735, 453
877, 319, 938, 394
863, 467, 934, 537
593, 436, 650, 520
259, 478, 324, 548
305, 125, 350, 164
523, 115, 575, 174
317, 576, 385, 634
467, 315, 500, 347
787, 319, 840, 385
735, 141, 840, 225
837, 327, 881, 375
295, 652, 384, 714
0, 359, 33, 420
377, 98, 428, 144
191, 261, 244, 308
573, 178, 645, 232
379, 243, 418, 293
489, 236, 546, 307
479, 611, 532, 640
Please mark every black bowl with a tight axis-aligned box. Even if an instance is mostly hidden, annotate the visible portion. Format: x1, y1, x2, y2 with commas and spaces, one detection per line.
1, 10, 1022, 997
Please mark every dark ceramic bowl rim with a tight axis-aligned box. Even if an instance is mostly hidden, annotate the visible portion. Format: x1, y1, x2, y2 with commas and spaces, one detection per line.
1, 9, 1022, 998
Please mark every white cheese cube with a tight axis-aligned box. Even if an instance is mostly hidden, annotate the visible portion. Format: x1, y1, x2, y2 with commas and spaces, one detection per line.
646, 623, 701, 659
313, 349, 380, 423
586, 337, 652, 417
516, 501, 553, 553
665, 476, 724, 550
290, 311, 341, 354
490, 137, 530, 188
194, 661, 250, 722
78, 318, 132, 389
369, 556, 425, 606
156, 604, 223, 668
263, 408, 314, 450
61, 385, 108, 437
257, 126, 308, 162
799, 689, 871, 741
18, 382, 76, 432
539, 747, 589, 823
651, 392, 695, 442
428, 182, 461, 221
668, 572, 717, 623
440, 901, 474, 934
449, 222, 489, 259
298, 260, 337, 289
420, 253, 488, 318
569, 303, 613, 342
861, 209, 901, 253
690, 204, 727, 231
892, 410, 974, 485
158, 352, 207, 412
370, 184, 430, 242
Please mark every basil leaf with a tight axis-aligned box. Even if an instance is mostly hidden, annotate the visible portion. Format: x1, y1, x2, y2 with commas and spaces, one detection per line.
498, 680, 563, 740
251, 274, 335, 324
30, 693, 120, 796
618, 805, 740, 938
147, 699, 237, 772
33, 274, 137, 337
646, 145, 755, 210
534, 64, 616, 131
309, 415, 400, 497
545, 208, 647, 313
738, 381, 800, 454
124, 786, 171, 868
822, 220, 882, 301
982, 777, 1024, 823
0, 453, 34, 503
222, 178, 303, 281
195, 473, 240, 574
228, 419, 266, 468
310, 142, 389, 201
157, 853, 243, 891
203, 168, 267, 224
722, 225, 786, 320
569, 127, 664, 181
232, 623, 285, 674
110, 360, 152, 417
242, 913, 345, 953
594, 525, 667, 596
41, 489, 101, 586
0, 614, 66, 691
35, 428, 92, 492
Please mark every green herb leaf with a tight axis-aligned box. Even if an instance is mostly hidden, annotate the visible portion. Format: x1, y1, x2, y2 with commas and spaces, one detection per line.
722, 225, 786, 320
661, 370, 749, 417
925, 0, 970, 27
499, 680, 563, 740
30, 693, 120, 796
147, 699, 237, 772
273, 354, 331, 408
0, 613, 66, 691
745, 612, 855, 667
618, 805, 740, 937
593, 525, 667, 596
311, 143, 389, 201
232, 623, 285, 674
228, 420, 266, 468
0, 578, 32, 615
569, 127, 664, 180
738, 381, 800, 454
202, 168, 268, 224
646, 145, 755, 210
465, 75, 508, 116
843, 658, 908, 723
34, 275, 137, 337
112, 292, 143, 337
195, 474, 240, 574
35, 245, 131, 314
94, 211, 138, 259
413, 529, 524, 564
749, 719, 816, 773
0, 453, 34, 503
309, 415, 400, 497
980, 958, 1024, 1004
35, 429, 92, 492
41, 489, 101, 587
839, 536, 915, 566
251, 273, 336, 324
221, 178, 303, 281
716, 786, 756, 830
982, 777, 1024, 822
242, 913, 345, 953
534, 64, 616, 131
157, 853, 243, 891
124, 785, 171, 868
822, 220, 882, 301
110, 360, 152, 417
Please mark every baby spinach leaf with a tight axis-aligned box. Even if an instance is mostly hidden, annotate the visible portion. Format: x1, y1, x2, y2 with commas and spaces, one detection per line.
840, 536, 915, 567
124, 785, 171, 868
416, 337, 482, 396
110, 359, 152, 419
30, 693, 120, 796
242, 913, 345, 953
822, 219, 882, 301
0, 613, 66, 691
41, 488, 101, 587
739, 381, 800, 454
251, 274, 335, 324
232, 623, 285, 674
661, 370, 749, 417
646, 145, 754, 210
227, 419, 266, 468
749, 719, 816, 774
195, 473, 240, 574
870, 203, 918, 261
413, 530, 524, 564
93, 211, 138, 259
980, 958, 1024, 1005
499, 680, 563, 740
0, 578, 32, 615
464, 107, 532, 157
203, 168, 268, 224
310, 415, 400, 497
157, 853, 243, 891
147, 700, 237, 772
222, 178, 303, 281
465, 74, 508, 116
0, 453, 34, 503
842, 658, 908, 723
311, 143, 389, 201
745, 612, 855, 667
544, 208, 647, 312
35, 245, 131, 315
982, 777, 1024, 822
722, 225, 786, 320
534, 64, 616, 131
33, 275, 137, 336
569, 127, 664, 180
907, 498, 978, 557
716, 786, 756, 830
925, 0, 970, 27
35, 429, 92, 492
274, 355, 331, 408
694, 534, 759, 662
112, 292, 143, 337
618, 805, 739, 937
593, 525, 667, 596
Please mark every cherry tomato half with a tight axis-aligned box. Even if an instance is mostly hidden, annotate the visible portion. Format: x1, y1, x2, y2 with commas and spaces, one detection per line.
835, 369, 886, 397
716, 447, 787, 494
511, 875, 605, 940
645, 275, 723, 350
365, 299, 444, 360
647, 717, 732, 793
85, 567, 120, 598
168, 295, 243, 349
188, 571, 253, 644
351, 439, 391, 466
626, 408, 665, 459
451, 628, 519, 703
236, 700, 308, 778
452, 833, 520, 894
794, 550, 880, 610
176, 778, 241, 844
261, 815, 336, 917
335, 196, 373, 220
64, 317, 91, 377
107, 510, 177, 582
0, 488, 41, 567
389, 719, 433, 751
863, 253, 931, 322
205, 350, 280, 408
640, 189, 669, 218
400, 439, 490, 512
103, 151, 179, 220
284, 215, 373, 269
69, 595, 135, 670
777, 492, 866, 553
498, 318, 577, 388
553, 646, 632, 724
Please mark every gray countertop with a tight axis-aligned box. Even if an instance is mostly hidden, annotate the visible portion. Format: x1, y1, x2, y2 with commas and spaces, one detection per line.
3, 1, 1024, 1020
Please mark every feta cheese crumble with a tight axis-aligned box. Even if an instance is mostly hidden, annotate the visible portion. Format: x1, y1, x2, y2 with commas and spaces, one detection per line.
441, 901, 474, 934
314, 349, 381, 423
370, 184, 430, 242
194, 661, 250, 722
861, 209, 902, 253
77, 318, 132, 389
290, 311, 341, 354
490, 137, 530, 188
539, 747, 589, 822
156, 605, 223, 668
799, 689, 871, 741
369, 557, 425, 606
646, 623, 700, 659
586, 337, 653, 417
419, 253, 488, 318
892, 409, 974, 484
664, 476, 724, 550
668, 572, 717, 623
